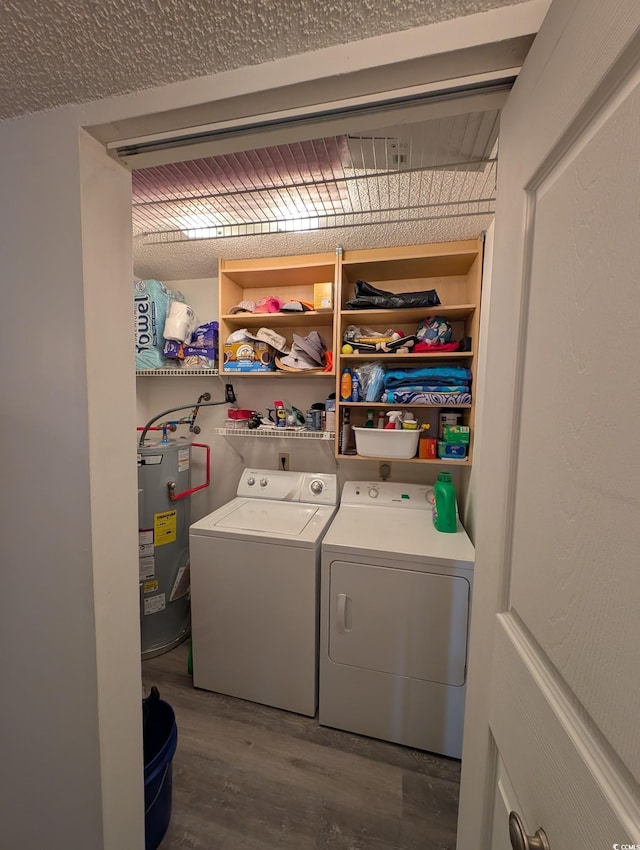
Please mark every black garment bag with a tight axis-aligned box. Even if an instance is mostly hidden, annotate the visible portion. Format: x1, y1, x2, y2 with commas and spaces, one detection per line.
345, 280, 441, 310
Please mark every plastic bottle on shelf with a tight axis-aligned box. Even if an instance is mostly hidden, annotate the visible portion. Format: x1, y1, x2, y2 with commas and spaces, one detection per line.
274, 399, 287, 429
433, 471, 457, 533
385, 411, 404, 430
351, 370, 361, 402
377, 411, 386, 429
364, 409, 375, 428
340, 368, 352, 402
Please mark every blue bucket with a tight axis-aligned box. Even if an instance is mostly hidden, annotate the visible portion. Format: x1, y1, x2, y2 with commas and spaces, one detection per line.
143, 687, 178, 850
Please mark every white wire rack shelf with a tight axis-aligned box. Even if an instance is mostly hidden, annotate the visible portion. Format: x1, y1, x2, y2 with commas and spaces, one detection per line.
132, 113, 500, 243
213, 427, 335, 440
136, 368, 219, 376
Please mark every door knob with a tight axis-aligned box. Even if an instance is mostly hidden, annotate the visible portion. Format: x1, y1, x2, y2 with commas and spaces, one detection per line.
509, 812, 551, 850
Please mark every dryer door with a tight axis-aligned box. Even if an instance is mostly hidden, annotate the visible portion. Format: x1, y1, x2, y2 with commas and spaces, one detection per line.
329, 561, 470, 686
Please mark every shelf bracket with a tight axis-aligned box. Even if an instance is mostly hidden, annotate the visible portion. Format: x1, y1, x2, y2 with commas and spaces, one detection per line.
219, 436, 245, 463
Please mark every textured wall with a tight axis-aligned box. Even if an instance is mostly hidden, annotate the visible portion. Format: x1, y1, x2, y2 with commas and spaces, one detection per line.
0, 0, 525, 121
133, 214, 492, 279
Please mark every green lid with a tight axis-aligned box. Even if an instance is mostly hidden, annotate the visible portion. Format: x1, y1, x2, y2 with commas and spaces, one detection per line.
438, 471, 452, 482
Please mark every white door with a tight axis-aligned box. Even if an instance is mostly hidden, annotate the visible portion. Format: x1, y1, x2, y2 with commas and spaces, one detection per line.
458, 1, 640, 848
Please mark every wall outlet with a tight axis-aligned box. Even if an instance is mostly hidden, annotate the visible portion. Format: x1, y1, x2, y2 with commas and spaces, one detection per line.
379, 462, 391, 480
278, 453, 290, 471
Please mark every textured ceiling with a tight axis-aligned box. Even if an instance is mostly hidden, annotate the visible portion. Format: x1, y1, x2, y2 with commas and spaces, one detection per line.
0, 0, 526, 122
0, 0, 525, 281
133, 214, 495, 280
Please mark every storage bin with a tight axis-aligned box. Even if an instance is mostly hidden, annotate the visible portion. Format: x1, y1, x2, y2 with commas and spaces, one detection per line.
353, 427, 420, 459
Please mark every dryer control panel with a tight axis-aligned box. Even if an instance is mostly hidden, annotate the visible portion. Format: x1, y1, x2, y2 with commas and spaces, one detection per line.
237, 469, 338, 505
342, 481, 433, 509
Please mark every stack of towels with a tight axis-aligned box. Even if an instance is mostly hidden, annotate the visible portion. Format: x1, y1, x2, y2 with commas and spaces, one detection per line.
381, 366, 472, 405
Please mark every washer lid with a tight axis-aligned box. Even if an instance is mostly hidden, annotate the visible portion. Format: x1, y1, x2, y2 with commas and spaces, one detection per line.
190, 498, 337, 547
215, 500, 319, 535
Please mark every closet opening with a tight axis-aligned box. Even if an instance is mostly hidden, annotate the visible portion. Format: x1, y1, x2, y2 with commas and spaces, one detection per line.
125, 75, 509, 850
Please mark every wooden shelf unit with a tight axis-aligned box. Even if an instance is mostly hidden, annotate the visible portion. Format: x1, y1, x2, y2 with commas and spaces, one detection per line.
335, 239, 483, 464
218, 251, 338, 376
215, 239, 484, 464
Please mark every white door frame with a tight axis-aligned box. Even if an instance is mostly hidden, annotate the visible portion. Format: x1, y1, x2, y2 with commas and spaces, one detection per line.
75, 1, 550, 844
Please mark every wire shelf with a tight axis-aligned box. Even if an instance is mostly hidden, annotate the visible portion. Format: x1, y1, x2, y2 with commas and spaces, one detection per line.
136, 368, 219, 376
214, 427, 335, 440
132, 112, 499, 242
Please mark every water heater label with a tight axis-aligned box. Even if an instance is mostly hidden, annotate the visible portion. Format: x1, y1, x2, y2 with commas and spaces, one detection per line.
178, 447, 190, 472
139, 557, 155, 580
138, 454, 163, 466
139, 529, 153, 553
154, 510, 177, 546
143, 580, 159, 594
144, 593, 166, 615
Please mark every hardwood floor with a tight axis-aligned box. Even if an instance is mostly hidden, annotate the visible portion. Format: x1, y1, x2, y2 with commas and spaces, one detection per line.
142, 643, 461, 850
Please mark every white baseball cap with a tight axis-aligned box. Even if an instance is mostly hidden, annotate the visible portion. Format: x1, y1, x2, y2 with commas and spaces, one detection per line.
245, 327, 290, 354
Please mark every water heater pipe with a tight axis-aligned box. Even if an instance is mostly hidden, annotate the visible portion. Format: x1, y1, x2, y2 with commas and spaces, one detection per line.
167, 442, 210, 502
138, 395, 224, 446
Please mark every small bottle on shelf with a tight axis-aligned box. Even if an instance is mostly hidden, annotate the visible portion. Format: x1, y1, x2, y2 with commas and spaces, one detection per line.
351, 370, 361, 402
364, 409, 375, 428
340, 368, 352, 402
377, 411, 385, 429
274, 400, 287, 429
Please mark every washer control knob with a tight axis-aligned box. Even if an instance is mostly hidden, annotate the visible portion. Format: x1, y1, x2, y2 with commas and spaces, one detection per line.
260, 477, 268, 487
310, 479, 324, 495
247, 477, 255, 486
368, 487, 379, 498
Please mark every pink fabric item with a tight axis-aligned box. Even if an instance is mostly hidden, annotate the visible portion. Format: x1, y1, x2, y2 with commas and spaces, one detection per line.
413, 340, 461, 353
254, 296, 284, 313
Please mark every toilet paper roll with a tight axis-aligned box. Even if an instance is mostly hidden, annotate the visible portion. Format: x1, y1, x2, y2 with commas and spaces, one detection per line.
163, 300, 199, 343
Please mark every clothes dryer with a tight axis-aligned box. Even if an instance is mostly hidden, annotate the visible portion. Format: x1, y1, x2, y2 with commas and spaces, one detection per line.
190, 469, 338, 716
319, 480, 474, 757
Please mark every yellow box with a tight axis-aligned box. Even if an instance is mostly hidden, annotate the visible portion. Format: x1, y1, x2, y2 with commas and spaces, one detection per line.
314, 282, 333, 312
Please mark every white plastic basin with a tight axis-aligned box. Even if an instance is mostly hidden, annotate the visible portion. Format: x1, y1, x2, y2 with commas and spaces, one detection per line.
352, 427, 420, 459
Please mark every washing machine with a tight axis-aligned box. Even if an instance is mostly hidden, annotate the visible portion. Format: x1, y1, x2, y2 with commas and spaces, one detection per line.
190, 468, 338, 716
319, 480, 475, 758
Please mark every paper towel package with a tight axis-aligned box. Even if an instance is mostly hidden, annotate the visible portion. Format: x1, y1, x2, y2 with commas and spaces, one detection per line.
134, 279, 185, 369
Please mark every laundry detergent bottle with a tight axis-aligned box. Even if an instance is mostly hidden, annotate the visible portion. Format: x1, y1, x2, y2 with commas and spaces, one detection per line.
433, 472, 457, 533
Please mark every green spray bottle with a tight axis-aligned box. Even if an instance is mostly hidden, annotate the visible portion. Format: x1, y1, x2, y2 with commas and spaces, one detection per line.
433, 471, 457, 533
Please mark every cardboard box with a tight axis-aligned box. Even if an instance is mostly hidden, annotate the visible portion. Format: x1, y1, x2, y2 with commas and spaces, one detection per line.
222, 339, 275, 372
314, 282, 333, 312
437, 441, 468, 460
442, 425, 470, 444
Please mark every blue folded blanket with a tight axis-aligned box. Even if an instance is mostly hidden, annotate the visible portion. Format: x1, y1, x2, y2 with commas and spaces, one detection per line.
384, 366, 472, 389
384, 385, 469, 395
